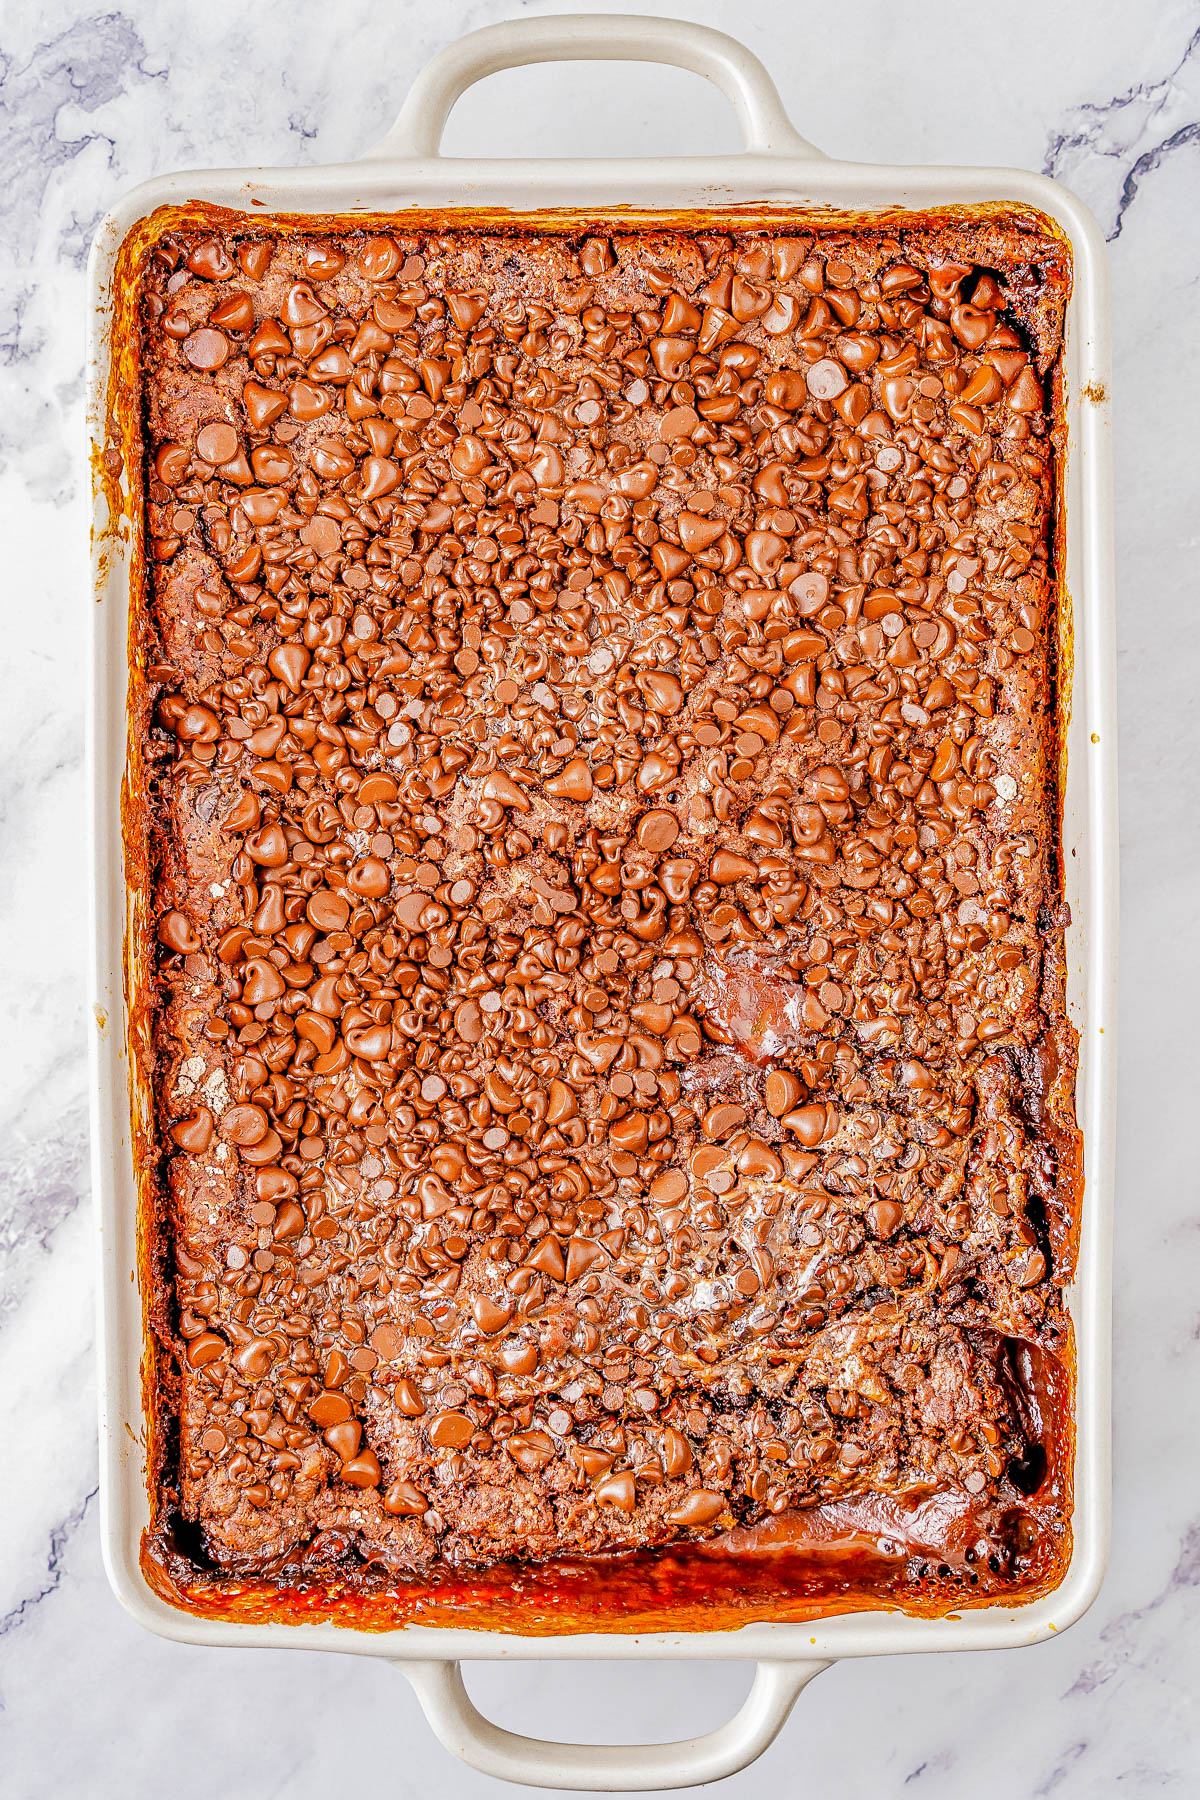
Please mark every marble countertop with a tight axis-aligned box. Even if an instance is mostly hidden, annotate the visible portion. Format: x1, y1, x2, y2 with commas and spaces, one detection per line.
2, 1, 1197, 1793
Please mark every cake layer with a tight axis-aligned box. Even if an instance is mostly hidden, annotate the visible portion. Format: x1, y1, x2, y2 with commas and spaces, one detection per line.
133, 217, 1078, 1605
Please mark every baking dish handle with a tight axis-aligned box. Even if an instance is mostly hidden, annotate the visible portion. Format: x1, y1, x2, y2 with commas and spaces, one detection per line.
392, 1656, 829, 1790
367, 14, 823, 162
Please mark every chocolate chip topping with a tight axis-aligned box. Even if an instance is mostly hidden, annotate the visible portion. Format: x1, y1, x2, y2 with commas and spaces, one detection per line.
133, 219, 1077, 1601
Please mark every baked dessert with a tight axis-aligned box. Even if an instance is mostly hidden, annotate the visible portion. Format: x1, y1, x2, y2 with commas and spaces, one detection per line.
128, 213, 1080, 1627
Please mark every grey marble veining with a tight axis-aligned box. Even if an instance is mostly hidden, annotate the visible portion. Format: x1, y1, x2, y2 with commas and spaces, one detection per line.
1, 1, 1197, 1794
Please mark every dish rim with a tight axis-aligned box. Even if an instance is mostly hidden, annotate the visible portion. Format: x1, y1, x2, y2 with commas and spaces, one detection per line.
86, 83, 1116, 1667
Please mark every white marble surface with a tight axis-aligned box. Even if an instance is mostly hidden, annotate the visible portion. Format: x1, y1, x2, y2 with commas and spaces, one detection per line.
1, 0, 1197, 1793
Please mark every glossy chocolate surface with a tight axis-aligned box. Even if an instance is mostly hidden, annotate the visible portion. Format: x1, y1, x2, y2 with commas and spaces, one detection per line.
125, 213, 1079, 1629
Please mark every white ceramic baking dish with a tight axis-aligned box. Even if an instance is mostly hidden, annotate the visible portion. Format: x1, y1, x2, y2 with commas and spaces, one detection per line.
86, 15, 1117, 1789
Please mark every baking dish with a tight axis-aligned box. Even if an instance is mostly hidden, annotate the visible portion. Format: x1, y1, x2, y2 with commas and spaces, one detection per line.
87, 15, 1117, 1788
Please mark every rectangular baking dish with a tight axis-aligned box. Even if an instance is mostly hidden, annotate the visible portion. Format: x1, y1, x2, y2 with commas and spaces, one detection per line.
87, 16, 1117, 1789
